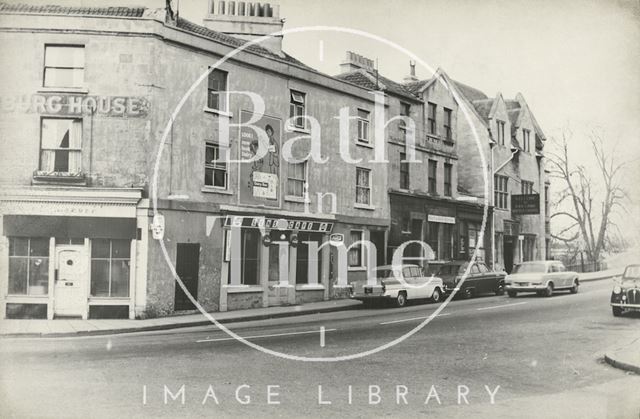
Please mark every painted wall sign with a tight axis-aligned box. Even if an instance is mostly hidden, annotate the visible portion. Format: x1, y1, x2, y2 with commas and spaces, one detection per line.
239, 110, 282, 207
511, 194, 540, 215
224, 216, 334, 233
0, 94, 149, 117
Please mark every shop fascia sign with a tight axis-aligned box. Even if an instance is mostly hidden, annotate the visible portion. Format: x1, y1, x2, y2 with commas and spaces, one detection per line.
223, 215, 334, 233
0, 93, 149, 117
427, 214, 456, 224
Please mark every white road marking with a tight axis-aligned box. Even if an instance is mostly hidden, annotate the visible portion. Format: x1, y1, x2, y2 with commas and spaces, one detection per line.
379, 313, 451, 325
196, 328, 337, 343
320, 326, 325, 347
476, 302, 528, 311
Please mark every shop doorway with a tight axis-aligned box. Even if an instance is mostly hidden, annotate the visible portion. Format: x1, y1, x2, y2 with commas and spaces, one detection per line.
370, 231, 386, 267
174, 243, 200, 311
268, 238, 290, 306
54, 245, 87, 318
503, 236, 515, 273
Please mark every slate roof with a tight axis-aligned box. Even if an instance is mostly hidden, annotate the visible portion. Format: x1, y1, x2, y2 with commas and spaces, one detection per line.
452, 81, 488, 101
335, 70, 421, 101
175, 17, 310, 68
404, 79, 433, 95
0, 3, 146, 17
471, 99, 494, 123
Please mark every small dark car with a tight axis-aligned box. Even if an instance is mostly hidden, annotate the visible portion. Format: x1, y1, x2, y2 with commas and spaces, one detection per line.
611, 264, 640, 317
436, 261, 506, 299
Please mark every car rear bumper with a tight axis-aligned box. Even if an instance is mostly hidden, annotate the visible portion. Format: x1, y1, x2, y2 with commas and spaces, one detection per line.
505, 283, 547, 292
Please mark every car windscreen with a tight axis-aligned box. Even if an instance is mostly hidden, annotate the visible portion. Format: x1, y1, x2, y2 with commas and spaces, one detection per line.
513, 263, 546, 273
623, 266, 640, 279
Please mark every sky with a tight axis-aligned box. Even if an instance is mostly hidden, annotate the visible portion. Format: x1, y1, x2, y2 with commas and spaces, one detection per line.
17, 0, 640, 243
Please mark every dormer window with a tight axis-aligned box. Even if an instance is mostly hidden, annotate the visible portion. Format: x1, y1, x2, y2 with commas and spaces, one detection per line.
496, 120, 506, 145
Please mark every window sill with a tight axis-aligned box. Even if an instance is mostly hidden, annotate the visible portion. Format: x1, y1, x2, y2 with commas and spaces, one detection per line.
284, 195, 309, 203
442, 139, 455, 146
295, 284, 325, 291
223, 285, 263, 293
203, 107, 233, 118
348, 266, 367, 272
32, 171, 87, 185
88, 297, 130, 305
285, 124, 310, 134
354, 203, 375, 211
5, 294, 49, 301
355, 140, 374, 149
201, 186, 233, 195
38, 87, 89, 95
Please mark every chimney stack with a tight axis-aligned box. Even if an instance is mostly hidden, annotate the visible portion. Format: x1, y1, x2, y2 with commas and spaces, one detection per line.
402, 60, 418, 83
339, 51, 375, 74
203, 1, 284, 55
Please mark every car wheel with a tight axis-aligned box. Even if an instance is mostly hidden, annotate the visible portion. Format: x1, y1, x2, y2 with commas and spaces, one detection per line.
431, 288, 442, 303
570, 280, 579, 294
395, 292, 407, 308
543, 283, 554, 297
507, 290, 518, 298
612, 306, 623, 317
495, 282, 505, 296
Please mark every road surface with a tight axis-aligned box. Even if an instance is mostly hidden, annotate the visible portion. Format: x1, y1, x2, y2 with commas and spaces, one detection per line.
1, 279, 638, 418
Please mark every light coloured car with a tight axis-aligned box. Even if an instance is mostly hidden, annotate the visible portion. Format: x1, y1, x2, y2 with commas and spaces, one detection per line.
504, 261, 579, 298
350, 264, 444, 307
611, 264, 640, 317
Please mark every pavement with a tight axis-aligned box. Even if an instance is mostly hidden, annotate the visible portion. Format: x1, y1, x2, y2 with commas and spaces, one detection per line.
0, 298, 360, 338
0, 268, 623, 338
1, 279, 638, 418
604, 334, 640, 375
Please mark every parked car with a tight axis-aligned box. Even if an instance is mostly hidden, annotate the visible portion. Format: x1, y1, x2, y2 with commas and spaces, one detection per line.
350, 264, 444, 307
611, 264, 640, 317
504, 261, 579, 298
436, 261, 506, 299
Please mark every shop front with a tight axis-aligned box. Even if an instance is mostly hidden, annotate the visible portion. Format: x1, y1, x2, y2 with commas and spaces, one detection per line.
218, 214, 334, 311
0, 187, 142, 319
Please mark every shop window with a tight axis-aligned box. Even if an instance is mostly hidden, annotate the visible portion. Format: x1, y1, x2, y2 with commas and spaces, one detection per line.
494, 175, 509, 209
355, 167, 371, 205
357, 109, 370, 144
441, 223, 454, 259
443, 108, 452, 141
427, 223, 439, 259
296, 232, 322, 284
427, 102, 437, 135
207, 69, 228, 111
43, 44, 84, 88
348, 230, 364, 268
399, 152, 409, 190
428, 160, 437, 194
204, 142, 228, 189
287, 160, 307, 197
40, 118, 82, 174
444, 163, 452, 197
521, 180, 534, 195
8, 237, 49, 296
289, 90, 306, 129
91, 239, 130, 298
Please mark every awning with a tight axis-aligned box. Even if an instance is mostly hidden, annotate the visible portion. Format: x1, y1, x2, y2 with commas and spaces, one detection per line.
3, 215, 136, 239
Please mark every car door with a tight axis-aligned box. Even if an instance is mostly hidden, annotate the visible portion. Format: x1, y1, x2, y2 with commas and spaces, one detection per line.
402, 266, 416, 299
415, 266, 435, 298
466, 263, 481, 291
557, 263, 571, 287
476, 262, 493, 293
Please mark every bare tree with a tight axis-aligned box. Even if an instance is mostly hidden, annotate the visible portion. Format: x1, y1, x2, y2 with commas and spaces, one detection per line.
546, 129, 628, 265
